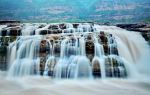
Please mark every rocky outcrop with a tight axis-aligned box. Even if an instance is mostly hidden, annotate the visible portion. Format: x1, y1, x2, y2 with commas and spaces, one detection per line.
117, 23, 150, 45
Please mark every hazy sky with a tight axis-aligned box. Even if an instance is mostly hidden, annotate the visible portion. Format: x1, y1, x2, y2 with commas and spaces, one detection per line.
0, 0, 149, 22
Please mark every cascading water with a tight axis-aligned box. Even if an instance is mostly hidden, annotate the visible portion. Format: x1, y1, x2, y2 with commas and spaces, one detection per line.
95, 25, 150, 78
92, 34, 106, 78
53, 34, 92, 79
7, 35, 42, 77
43, 39, 54, 76
4, 23, 150, 80
21, 24, 37, 36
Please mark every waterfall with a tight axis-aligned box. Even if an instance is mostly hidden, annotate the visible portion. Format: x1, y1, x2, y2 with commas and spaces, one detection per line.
7, 35, 42, 77
43, 39, 54, 76
21, 24, 37, 36
54, 35, 92, 79
95, 25, 150, 78
92, 34, 106, 78
5, 23, 150, 79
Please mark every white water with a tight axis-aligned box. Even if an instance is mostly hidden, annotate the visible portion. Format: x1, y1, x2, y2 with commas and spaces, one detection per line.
5, 23, 150, 80
21, 24, 37, 35
95, 25, 150, 78
92, 34, 106, 78
7, 35, 42, 78
0, 71, 150, 95
54, 35, 92, 79
0, 23, 150, 95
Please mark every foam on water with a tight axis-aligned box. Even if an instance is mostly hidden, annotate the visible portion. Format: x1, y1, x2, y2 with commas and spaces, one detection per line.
1, 71, 150, 95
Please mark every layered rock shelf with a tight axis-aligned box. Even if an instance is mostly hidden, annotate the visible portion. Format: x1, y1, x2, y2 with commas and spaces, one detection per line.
0, 23, 136, 78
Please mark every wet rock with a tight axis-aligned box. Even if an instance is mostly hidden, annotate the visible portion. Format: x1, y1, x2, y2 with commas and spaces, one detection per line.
99, 32, 108, 44
86, 41, 94, 54
59, 23, 66, 29
9, 29, 21, 36
54, 44, 60, 56
103, 44, 109, 55
40, 40, 47, 53
1, 30, 7, 36
40, 30, 48, 35
92, 59, 101, 78
38, 24, 46, 28
117, 24, 146, 29
117, 24, 150, 32
49, 25, 59, 30
73, 23, 79, 28
0, 20, 20, 25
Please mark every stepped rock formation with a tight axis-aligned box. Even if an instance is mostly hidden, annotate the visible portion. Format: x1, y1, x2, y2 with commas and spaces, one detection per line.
0, 23, 150, 79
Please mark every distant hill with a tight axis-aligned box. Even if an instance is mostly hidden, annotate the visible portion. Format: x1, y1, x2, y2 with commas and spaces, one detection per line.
0, 0, 150, 23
